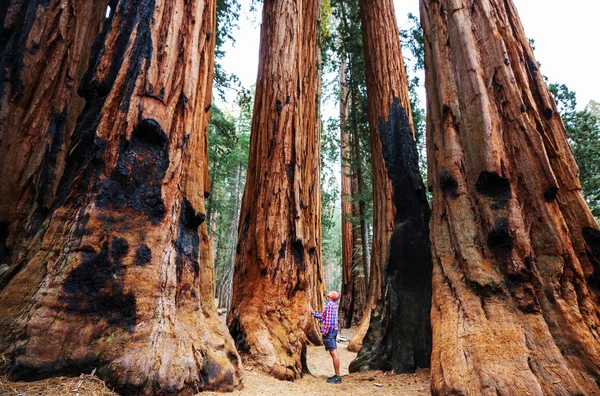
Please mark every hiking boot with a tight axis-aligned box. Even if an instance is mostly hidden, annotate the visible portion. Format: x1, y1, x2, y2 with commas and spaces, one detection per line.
327, 375, 342, 384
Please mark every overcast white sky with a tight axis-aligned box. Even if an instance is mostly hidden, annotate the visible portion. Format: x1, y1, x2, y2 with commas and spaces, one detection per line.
221, 0, 599, 111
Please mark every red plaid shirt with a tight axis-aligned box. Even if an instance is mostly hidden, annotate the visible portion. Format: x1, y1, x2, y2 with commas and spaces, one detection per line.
312, 300, 338, 335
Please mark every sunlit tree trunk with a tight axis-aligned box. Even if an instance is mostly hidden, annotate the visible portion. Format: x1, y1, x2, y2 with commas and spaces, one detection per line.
349, 0, 432, 365
422, 0, 600, 393
228, 0, 322, 380
0, 0, 241, 393
0, 0, 109, 278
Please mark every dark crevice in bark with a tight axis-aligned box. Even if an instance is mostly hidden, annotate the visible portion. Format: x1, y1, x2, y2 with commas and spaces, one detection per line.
487, 218, 514, 253
350, 98, 432, 373
439, 169, 458, 197
176, 198, 202, 287
0, 221, 10, 265
583, 227, 600, 290
543, 187, 559, 203
476, 171, 511, 199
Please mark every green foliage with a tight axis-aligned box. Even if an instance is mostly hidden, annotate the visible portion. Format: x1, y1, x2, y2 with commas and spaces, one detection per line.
214, 0, 244, 99
207, 94, 252, 304
400, 13, 424, 73
400, 13, 429, 203
323, 206, 342, 292
549, 84, 600, 221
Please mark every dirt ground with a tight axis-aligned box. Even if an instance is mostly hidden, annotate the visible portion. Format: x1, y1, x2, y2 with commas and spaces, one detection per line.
212, 328, 430, 396
0, 328, 430, 395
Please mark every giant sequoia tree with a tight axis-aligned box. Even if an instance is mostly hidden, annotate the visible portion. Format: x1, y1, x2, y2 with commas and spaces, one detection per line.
0, 0, 242, 393
422, 0, 600, 393
0, 0, 109, 277
348, 0, 432, 362
228, 0, 323, 381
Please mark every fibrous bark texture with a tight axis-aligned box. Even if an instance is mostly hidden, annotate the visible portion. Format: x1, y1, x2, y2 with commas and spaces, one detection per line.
0, 0, 109, 279
339, 57, 356, 328
0, 0, 242, 393
422, 0, 600, 394
228, 0, 322, 381
349, 0, 432, 370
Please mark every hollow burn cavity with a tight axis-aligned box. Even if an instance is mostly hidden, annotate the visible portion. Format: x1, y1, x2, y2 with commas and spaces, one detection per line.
175, 199, 202, 285
132, 119, 168, 147
543, 187, 559, 203
95, 119, 169, 224
476, 172, 511, 199
291, 239, 304, 267
439, 169, 458, 197
487, 218, 513, 253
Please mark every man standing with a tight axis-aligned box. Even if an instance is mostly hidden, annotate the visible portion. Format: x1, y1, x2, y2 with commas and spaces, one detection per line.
312, 291, 341, 383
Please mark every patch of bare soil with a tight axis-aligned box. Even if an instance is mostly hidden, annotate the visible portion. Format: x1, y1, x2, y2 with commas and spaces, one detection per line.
207, 328, 431, 396
0, 329, 430, 395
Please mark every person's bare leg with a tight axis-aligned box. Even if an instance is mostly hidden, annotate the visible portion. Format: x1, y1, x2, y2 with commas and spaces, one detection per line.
329, 349, 340, 376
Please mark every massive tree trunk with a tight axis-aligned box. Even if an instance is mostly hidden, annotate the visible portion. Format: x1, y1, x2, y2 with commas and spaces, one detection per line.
0, 0, 242, 393
422, 0, 600, 394
228, 0, 322, 381
339, 56, 356, 328
349, 0, 432, 365
0, 0, 109, 279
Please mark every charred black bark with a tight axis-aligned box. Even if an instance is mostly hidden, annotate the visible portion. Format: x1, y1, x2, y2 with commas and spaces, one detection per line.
349, 98, 432, 373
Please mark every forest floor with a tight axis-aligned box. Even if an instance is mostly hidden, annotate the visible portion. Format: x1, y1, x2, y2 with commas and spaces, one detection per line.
0, 329, 430, 395
212, 327, 430, 396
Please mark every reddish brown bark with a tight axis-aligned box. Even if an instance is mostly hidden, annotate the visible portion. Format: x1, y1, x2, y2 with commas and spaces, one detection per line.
305, 0, 325, 345
339, 56, 355, 328
0, 0, 109, 274
0, 0, 241, 393
422, 0, 600, 393
228, 0, 322, 381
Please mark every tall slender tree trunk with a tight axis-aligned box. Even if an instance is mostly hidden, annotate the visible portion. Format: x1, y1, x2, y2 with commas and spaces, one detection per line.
0, 0, 109, 279
422, 0, 600, 394
339, 56, 355, 328
348, 0, 432, 361
0, 0, 241, 393
350, 170, 367, 326
308, 0, 325, 343
350, 86, 371, 291
228, 0, 322, 380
